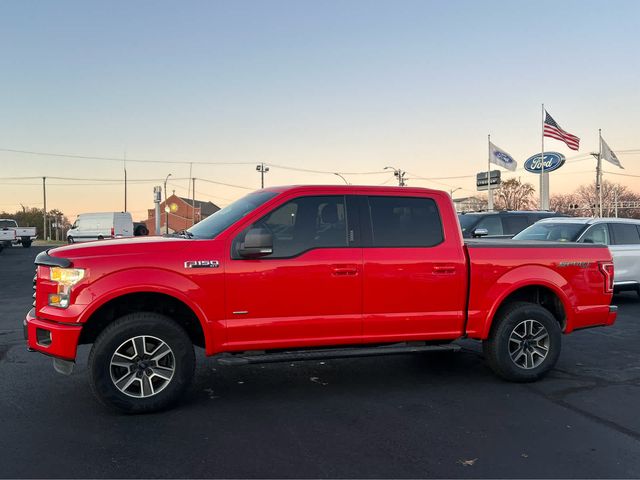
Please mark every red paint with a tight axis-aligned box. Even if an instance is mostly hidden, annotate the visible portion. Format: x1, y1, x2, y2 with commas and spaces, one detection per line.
25, 185, 616, 362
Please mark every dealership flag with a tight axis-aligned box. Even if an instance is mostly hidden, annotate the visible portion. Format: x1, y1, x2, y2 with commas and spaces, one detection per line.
543, 111, 580, 150
489, 142, 517, 171
601, 136, 623, 169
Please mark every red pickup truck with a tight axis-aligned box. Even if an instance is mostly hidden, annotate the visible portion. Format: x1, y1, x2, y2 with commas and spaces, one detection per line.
25, 185, 617, 412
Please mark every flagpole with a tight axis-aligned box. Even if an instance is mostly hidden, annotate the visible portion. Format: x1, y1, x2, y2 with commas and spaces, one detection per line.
487, 134, 493, 212
598, 129, 603, 217
540, 103, 546, 210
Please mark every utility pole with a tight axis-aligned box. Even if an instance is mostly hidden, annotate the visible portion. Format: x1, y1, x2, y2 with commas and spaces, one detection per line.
124, 152, 127, 212
42, 177, 47, 241
192, 177, 196, 226
164, 173, 172, 234
384, 166, 406, 186
153, 186, 162, 235
256, 163, 269, 188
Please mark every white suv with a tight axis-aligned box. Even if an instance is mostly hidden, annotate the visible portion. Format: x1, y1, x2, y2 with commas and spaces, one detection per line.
513, 217, 640, 296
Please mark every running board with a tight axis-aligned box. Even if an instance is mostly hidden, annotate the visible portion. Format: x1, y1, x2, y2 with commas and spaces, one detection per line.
217, 343, 460, 366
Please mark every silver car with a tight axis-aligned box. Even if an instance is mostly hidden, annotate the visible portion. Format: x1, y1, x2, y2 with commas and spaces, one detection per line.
513, 217, 640, 296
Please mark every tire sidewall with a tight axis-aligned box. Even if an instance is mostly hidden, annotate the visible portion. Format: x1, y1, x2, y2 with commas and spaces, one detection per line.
89, 313, 195, 413
489, 303, 561, 382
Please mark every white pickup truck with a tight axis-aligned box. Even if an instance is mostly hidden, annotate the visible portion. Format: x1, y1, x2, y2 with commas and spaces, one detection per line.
0, 219, 37, 251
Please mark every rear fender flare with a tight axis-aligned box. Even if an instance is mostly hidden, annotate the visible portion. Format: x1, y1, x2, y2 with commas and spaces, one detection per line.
478, 265, 575, 339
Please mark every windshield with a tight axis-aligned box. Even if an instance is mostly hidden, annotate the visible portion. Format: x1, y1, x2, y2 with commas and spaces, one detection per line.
186, 191, 278, 239
0, 220, 17, 228
512, 222, 587, 242
457, 214, 481, 232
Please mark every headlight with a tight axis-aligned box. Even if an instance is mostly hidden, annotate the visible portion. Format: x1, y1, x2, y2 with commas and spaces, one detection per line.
48, 267, 85, 308
50, 267, 85, 286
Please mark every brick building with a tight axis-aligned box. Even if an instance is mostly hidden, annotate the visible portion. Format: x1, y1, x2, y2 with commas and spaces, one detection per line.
145, 194, 220, 235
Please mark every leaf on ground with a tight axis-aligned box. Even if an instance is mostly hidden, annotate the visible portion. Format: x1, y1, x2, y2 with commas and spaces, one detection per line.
458, 458, 478, 467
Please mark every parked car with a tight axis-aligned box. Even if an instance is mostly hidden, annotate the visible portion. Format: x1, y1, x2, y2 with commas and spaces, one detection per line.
458, 211, 566, 239
26, 186, 616, 413
67, 212, 133, 243
513, 217, 640, 296
0, 218, 37, 249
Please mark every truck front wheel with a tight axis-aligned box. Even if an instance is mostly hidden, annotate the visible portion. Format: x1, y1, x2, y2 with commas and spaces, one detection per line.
483, 301, 561, 382
88, 312, 195, 413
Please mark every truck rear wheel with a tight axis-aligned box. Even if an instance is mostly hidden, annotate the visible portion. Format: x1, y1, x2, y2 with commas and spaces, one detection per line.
88, 312, 195, 413
22, 239, 32, 248
483, 301, 561, 382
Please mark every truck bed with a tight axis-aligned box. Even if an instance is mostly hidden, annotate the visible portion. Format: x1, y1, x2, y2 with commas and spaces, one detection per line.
463, 239, 613, 338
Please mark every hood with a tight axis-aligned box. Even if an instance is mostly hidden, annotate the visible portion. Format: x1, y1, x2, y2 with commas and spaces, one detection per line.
49, 236, 191, 260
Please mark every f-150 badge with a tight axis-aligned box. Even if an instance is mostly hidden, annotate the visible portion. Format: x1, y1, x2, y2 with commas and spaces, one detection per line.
184, 260, 220, 269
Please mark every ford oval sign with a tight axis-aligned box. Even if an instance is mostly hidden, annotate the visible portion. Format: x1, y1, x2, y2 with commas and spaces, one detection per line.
524, 152, 566, 174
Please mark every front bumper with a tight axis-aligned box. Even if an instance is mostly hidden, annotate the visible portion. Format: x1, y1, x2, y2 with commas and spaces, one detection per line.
24, 308, 82, 361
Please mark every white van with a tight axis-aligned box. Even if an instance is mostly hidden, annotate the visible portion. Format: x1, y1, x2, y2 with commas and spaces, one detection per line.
67, 212, 133, 243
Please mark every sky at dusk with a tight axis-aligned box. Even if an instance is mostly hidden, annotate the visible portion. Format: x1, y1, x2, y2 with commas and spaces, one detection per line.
1, 0, 639, 220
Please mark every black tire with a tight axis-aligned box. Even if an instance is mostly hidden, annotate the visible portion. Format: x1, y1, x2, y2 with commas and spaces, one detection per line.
483, 301, 561, 382
97, 235, 104, 241
67, 236, 74, 244
89, 312, 195, 413
22, 240, 32, 248
134, 224, 149, 236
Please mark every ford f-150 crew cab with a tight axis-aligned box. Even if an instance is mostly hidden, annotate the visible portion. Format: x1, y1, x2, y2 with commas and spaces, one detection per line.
25, 185, 617, 413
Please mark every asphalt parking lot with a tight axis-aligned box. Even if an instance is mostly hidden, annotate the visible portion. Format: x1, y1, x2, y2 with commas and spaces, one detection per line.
1, 246, 640, 478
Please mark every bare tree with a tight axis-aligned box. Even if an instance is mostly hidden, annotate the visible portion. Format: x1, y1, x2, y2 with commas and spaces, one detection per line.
551, 181, 640, 218
493, 178, 536, 211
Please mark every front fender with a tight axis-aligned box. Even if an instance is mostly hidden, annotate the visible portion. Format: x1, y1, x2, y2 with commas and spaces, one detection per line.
467, 264, 575, 339
74, 268, 223, 354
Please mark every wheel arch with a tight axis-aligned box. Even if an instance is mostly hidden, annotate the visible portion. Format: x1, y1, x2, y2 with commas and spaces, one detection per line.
485, 284, 568, 339
78, 291, 209, 350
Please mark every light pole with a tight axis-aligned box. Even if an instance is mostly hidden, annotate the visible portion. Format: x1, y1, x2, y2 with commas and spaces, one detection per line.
384, 166, 406, 187
164, 173, 172, 234
450, 187, 462, 197
334, 173, 349, 185
256, 163, 269, 188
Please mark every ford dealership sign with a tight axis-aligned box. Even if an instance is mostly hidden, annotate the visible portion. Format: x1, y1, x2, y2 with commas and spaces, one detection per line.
524, 152, 566, 174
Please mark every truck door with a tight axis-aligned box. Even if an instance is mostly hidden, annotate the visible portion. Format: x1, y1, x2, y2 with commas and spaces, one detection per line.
361, 195, 467, 341
224, 195, 363, 350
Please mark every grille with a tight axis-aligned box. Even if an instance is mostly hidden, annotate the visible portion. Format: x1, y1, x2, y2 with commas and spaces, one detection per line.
32, 270, 37, 307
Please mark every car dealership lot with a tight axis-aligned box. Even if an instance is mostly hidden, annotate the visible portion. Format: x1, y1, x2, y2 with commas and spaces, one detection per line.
2, 246, 640, 478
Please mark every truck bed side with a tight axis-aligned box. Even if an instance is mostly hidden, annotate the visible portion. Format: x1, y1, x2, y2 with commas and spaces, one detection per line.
464, 240, 614, 339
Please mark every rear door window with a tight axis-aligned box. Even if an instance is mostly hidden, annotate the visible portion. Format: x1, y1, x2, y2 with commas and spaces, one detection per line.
367, 196, 443, 247
501, 216, 530, 236
611, 223, 640, 245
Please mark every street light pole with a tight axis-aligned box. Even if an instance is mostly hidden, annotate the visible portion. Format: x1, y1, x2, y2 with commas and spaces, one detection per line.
384, 166, 406, 187
164, 173, 172, 234
256, 163, 270, 188
450, 187, 462, 197
333, 173, 349, 184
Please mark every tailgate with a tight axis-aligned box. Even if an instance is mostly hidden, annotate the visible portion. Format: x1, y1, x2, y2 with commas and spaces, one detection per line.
15, 227, 36, 237
0, 230, 16, 241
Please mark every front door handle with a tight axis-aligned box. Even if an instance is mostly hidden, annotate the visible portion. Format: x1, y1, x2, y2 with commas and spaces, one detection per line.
331, 265, 359, 276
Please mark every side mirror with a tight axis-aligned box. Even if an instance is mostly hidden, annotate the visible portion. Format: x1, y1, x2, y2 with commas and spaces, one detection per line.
238, 228, 273, 258
472, 228, 489, 238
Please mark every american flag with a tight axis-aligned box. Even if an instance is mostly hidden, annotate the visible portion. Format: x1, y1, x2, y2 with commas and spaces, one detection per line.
544, 111, 580, 150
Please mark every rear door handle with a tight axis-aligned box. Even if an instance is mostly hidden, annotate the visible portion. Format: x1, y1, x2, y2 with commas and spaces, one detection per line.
433, 264, 456, 275
331, 265, 359, 276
